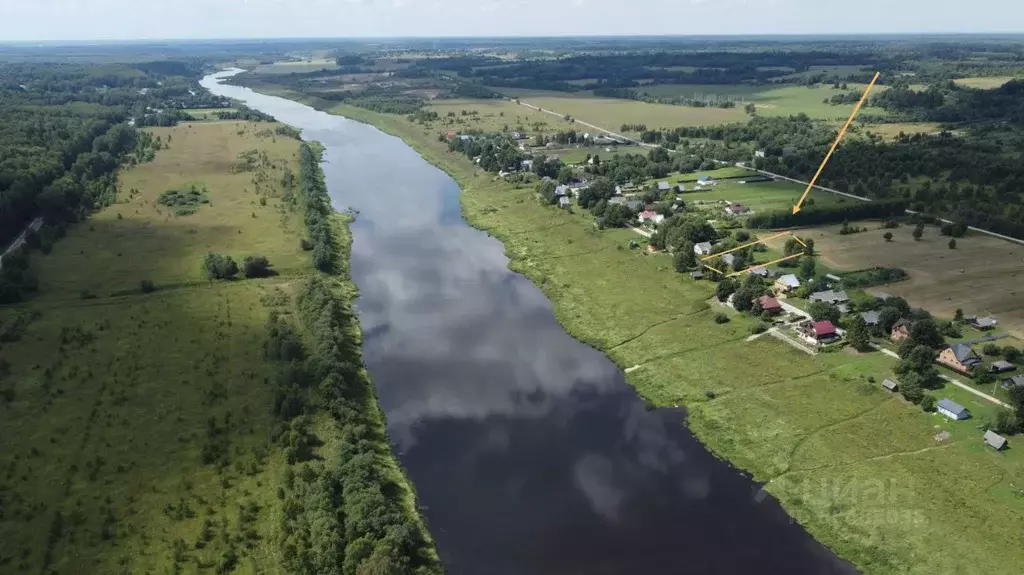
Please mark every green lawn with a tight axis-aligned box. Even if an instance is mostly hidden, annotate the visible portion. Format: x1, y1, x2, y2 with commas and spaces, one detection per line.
313, 101, 1024, 575
680, 179, 847, 214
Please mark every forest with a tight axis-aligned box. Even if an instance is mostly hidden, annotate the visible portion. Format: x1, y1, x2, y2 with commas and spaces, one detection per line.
0, 60, 236, 301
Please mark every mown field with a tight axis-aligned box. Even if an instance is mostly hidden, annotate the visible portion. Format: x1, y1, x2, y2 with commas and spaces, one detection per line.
640, 83, 891, 121
763, 221, 1024, 340
673, 177, 847, 215
953, 76, 1020, 89
313, 100, 1024, 575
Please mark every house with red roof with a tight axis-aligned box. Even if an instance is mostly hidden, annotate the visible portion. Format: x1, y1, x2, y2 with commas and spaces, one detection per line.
796, 319, 841, 345
756, 295, 782, 315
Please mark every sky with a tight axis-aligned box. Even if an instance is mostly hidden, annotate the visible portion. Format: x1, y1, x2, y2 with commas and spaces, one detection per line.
0, 0, 1021, 42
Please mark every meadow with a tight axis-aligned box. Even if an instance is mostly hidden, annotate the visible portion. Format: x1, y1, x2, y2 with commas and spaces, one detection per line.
314, 101, 1024, 575
763, 221, 1024, 339
953, 76, 1020, 89
672, 177, 847, 215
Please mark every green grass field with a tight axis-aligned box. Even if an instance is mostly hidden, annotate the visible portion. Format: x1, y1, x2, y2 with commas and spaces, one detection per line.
671, 177, 847, 214
953, 76, 1020, 89
315, 101, 1024, 575
249, 59, 339, 75
0, 120, 437, 574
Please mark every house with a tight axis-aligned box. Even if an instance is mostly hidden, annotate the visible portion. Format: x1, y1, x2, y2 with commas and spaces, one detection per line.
989, 360, 1016, 374
860, 310, 881, 327
774, 274, 801, 294
1001, 375, 1024, 390
809, 290, 850, 306
608, 196, 626, 206
750, 266, 771, 278
937, 398, 970, 421
721, 254, 737, 268
558, 197, 571, 208
890, 318, 912, 342
881, 379, 899, 393
446, 130, 457, 139
657, 181, 671, 192
696, 175, 717, 187
754, 149, 766, 158
824, 273, 842, 283
937, 343, 982, 374
459, 134, 473, 142
626, 200, 644, 211
677, 184, 687, 193
812, 321, 838, 341
757, 296, 782, 315
970, 316, 998, 331
984, 430, 1007, 451
521, 159, 534, 170
725, 203, 749, 216
694, 242, 713, 256
554, 185, 569, 197
691, 271, 704, 280
638, 210, 658, 222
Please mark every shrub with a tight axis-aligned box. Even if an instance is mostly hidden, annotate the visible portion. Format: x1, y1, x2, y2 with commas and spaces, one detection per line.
750, 322, 768, 335
158, 184, 209, 216
243, 256, 272, 278
300, 238, 314, 251
140, 280, 156, 293
713, 313, 730, 324
920, 394, 936, 412
203, 253, 238, 280
983, 343, 1001, 356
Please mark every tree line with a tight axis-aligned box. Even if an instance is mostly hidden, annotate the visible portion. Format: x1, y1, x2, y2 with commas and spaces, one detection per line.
297, 143, 337, 273
746, 200, 910, 229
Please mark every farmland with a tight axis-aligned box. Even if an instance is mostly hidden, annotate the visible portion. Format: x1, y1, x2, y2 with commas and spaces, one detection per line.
305, 100, 1024, 575
953, 76, 1020, 89
639, 83, 892, 121
763, 222, 1024, 339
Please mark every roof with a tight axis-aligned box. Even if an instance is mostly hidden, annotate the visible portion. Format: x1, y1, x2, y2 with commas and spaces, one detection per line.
809, 290, 850, 304
860, 310, 881, 325
626, 200, 644, 211
726, 204, 747, 214
638, 210, 658, 219
750, 266, 770, 277
697, 175, 711, 182
813, 321, 837, 337
758, 295, 781, 309
694, 241, 712, 252
558, 197, 571, 207
948, 343, 981, 365
777, 274, 801, 287
972, 317, 998, 328
892, 318, 912, 330
984, 430, 1007, 450
677, 184, 687, 191
555, 185, 568, 196
691, 271, 704, 279
1005, 374, 1024, 387
722, 254, 736, 266
608, 196, 626, 205
990, 360, 1015, 371
825, 273, 842, 282
937, 398, 968, 416
657, 181, 671, 190
882, 379, 899, 390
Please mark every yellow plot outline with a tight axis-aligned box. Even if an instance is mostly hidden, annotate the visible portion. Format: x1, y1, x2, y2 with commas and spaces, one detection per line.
700, 231, 808, 278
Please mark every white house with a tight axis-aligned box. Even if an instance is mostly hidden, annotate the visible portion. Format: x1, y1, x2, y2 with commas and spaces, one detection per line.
694, 242, 713, 256
937, 398, 970, 421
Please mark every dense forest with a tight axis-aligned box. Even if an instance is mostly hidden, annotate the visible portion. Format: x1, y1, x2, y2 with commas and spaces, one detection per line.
0, 60, 236, 302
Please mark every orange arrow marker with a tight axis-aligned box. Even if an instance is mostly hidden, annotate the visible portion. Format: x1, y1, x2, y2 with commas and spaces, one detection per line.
792, 72, 880, 214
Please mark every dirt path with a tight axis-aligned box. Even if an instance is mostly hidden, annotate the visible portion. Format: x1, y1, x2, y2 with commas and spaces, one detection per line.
0, 217, 43, 270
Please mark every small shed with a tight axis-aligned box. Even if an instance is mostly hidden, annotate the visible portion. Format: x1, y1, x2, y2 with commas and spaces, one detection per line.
882, 379, 899, 393
860, 310, 881, 326
657, 181, 671, 191
989, 360, 1016, 374
984, 430, 1007, 451
937, 398, 970, 421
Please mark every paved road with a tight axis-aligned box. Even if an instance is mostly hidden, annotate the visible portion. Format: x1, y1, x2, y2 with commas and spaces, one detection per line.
870, 344, 1013, 409
513, 98, 1024, 247
0, 217, 43, 271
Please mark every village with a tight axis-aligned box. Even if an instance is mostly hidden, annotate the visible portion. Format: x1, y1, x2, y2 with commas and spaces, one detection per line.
446, 127, 1024, 455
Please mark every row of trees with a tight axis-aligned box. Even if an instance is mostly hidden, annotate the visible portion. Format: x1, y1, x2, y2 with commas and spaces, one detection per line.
746, 200, 910, 229
264, 277, 442, 575
297, 143, 336, 273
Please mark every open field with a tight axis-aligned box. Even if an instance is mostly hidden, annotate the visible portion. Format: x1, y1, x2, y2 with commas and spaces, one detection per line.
858, 122, 945, 140
954, 76, 1020, 89
492, 88, 749, 128
764, 222, 1024, 339
640, 83, 891, 121
183, 107, 237, 120
426, 97, 560, 133
0, 120, 313, 573
677, 178, 847, 214
312, 100, 1024, 575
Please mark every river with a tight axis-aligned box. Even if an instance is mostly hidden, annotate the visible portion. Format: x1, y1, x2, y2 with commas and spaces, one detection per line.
201, 70, 856, 575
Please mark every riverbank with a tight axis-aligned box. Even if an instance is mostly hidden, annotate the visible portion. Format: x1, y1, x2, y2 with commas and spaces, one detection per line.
236, 87, 1024, 575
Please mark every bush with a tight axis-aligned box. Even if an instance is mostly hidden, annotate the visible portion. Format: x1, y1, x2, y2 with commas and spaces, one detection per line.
158, 183, 209, 216
140, 280, 156, 293
750, 322, 768, 335
203, 253, 238, 280
243, 255, 272, 278
300, 238, 314, 251
920, 394, 936, 412
983, 343, 1001, 356
713, 313, 730, 324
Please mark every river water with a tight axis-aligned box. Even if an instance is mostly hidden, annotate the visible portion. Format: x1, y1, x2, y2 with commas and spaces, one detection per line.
202, 70, 856, 575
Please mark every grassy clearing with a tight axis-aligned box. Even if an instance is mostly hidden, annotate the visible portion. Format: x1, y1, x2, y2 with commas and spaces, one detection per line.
491, 88, 748, 128
250, 60, 339, 75
306, 100, 1024, 575
858, 122, 945, 140
763, 221, 1024, 340
183, 107, 237, 121
0, 120, 309, 574
426, 97, 559, 134
675, 178, 847, 214
953, 76, 1019, 89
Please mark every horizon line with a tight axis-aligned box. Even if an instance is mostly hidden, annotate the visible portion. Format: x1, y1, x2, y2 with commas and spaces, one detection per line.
4, 31, 1024, 46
